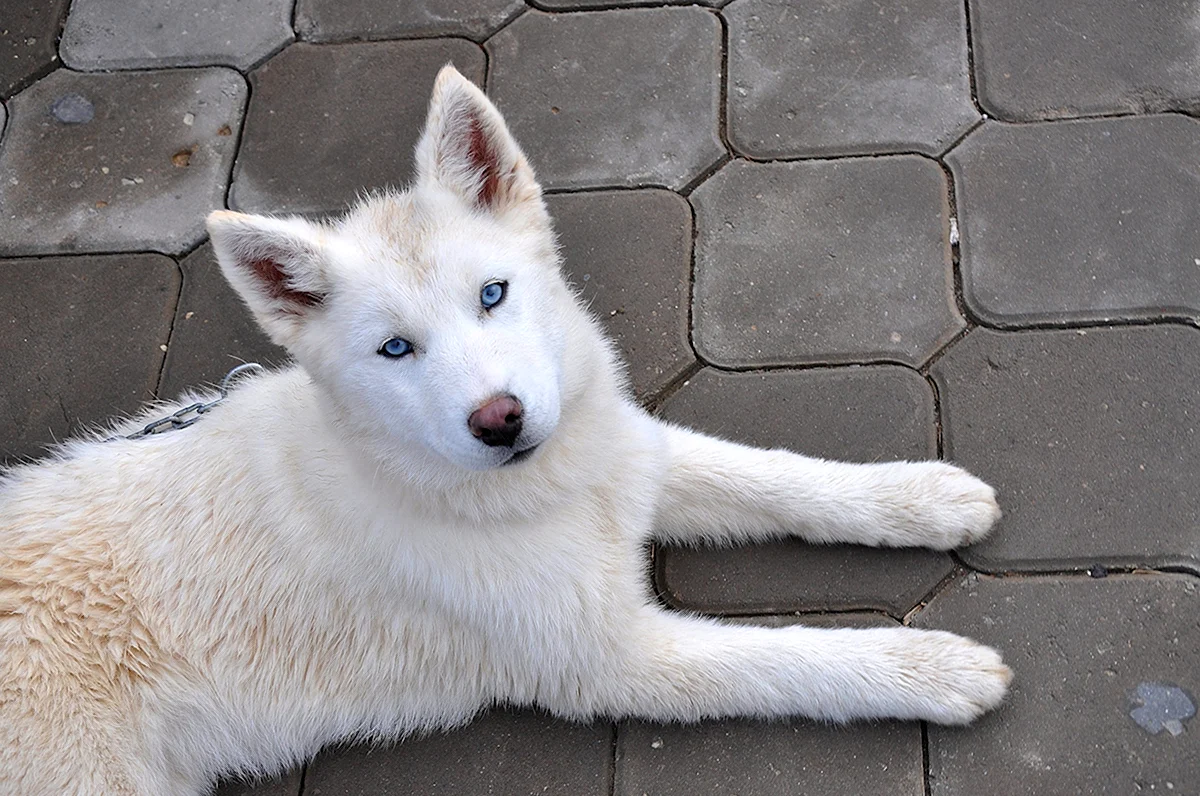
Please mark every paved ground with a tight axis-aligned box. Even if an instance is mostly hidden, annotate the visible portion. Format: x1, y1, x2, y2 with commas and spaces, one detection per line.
2, 0, 1198, 793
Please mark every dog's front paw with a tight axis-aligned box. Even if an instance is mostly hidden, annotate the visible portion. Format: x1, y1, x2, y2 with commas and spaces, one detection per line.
877, 461, 1001, 550
899, 630, 1013, 725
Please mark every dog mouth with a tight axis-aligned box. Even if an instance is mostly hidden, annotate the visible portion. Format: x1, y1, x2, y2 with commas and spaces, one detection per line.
503, 443, 540, 466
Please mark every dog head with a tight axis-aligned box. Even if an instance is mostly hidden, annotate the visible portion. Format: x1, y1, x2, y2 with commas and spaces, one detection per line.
208, 67, 587, 475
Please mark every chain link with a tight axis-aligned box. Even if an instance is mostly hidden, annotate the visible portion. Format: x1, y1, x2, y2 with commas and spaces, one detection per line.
108, 363, 265, 442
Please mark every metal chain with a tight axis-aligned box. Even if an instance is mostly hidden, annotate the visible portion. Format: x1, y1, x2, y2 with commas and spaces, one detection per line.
108, 362, 265, 442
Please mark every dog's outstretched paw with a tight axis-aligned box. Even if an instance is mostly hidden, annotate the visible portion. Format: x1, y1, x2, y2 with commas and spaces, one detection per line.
902, 631, 1013, 725
876, 461, 1001, 550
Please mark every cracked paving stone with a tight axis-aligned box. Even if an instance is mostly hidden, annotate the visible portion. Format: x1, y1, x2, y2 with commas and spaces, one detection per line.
0, 254, 179, 465
547, 189, 694, 401
950, 115, 1200, 326
932, 326, 1200, 572
295, 0, 525, 42
304, 709, 611, 795
0, 0, 69, 98
60, 0, 293, 71
656, 367, 953, 615
727, 0, 978, 158
487, 8, 724, 191
159, 242, 288, 401
692, 157, 962, 368
0, 68, 246, 256
915, 574, 1200, 795
969, 0, 1200, 120
616, 614, 924, 796
230, 40, 484, 216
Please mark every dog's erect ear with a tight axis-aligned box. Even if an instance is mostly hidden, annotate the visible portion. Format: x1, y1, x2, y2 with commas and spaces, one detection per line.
206, 210, 329, 348
415, 65, 541, 215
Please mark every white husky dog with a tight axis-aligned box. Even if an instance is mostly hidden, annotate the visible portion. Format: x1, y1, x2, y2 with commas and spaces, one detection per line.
0, 66, 1010, 795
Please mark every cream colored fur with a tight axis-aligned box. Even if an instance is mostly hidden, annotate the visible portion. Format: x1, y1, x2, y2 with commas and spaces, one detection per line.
0, 67, 1011, 795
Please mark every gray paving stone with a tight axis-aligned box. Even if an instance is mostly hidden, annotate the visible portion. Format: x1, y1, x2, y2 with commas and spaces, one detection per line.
949, 116, 1200, 327
0, 0, 69, 98
159, 242, 289, 400
969, 0, 1200, 120
692, 157, 962, 368
0, 68, 246, 256
211, 769, 302, 796
0, 254, 179, 465
547, 190, 694, 400
915, 574, 1200, 795
60, 0, 293, 71
487, 8, 724, 191
656, 367, 954, 616
932, 326, 1200, 572
616, 613, 924, 796
540, 0, 719, 6
726, 0, 978, 158
304, 709, 612, 795
230, 40, 485, 216
296, 0, 525, 42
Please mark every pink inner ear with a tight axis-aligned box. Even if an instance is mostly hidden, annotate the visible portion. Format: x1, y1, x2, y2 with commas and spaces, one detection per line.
466, 116, 501, 207
250, 257, 323, 307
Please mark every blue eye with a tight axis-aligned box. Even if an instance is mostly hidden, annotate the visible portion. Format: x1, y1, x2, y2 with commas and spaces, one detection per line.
481, 281, 506, 309
378, 337, 413, 358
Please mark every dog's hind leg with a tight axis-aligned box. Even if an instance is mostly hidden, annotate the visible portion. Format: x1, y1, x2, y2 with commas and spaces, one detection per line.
649, 423, 1000, 551
587, 609, 1011, 726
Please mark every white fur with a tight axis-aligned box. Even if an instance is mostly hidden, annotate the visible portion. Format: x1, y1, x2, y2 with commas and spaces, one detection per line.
0, 67, 1010, 796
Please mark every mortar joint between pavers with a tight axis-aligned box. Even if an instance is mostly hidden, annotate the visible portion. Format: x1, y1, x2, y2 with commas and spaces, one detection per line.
917, 325, 974, 376
677, 152, 732, 197
642, 358, 704, 414
970, 314, 1200, 335
220, 72, 255, 214
729, 148, 947, 168
932, 158, 976, 325
903, 561, 969, 626
920, 721, 933, 796
966, 563, 1200, 581
935, 117, 985, 159
960, 0, 984, 117
712, 6, 734, 157
152, 259, 187, 399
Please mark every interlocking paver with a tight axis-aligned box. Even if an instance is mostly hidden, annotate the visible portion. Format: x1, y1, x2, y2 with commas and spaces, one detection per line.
915, 574, 1200, 795
656, 367, 953, 615
541, 0, 719, 7
547, 190, 694, 400
726, 0, 978, 158
0, 254, 179, 465
950, 115, 1200, 326
304, 709, 612, 795
487, 8, 724, 190
0, 68, 246, 256
230, 40, 485, 216
159, 242, 288, 400
932, 326, 1200, 572
296, 0, 525, 42
969, 0, 1200, 120
616, 613, 924, 796
0, 0, 68, 98
60, 0, 292, 71
692, 157, 961, 368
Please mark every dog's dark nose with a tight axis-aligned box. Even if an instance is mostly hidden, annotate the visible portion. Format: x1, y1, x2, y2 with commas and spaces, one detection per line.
468, 394, 523, 448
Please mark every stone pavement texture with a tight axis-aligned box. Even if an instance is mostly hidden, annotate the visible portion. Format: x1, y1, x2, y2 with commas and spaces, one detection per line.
1, 1, 1197, 794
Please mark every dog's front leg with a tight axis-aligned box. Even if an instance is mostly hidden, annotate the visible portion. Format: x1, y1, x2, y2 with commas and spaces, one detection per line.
593, 610, 1011, 725
651, 422, 1000, 550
